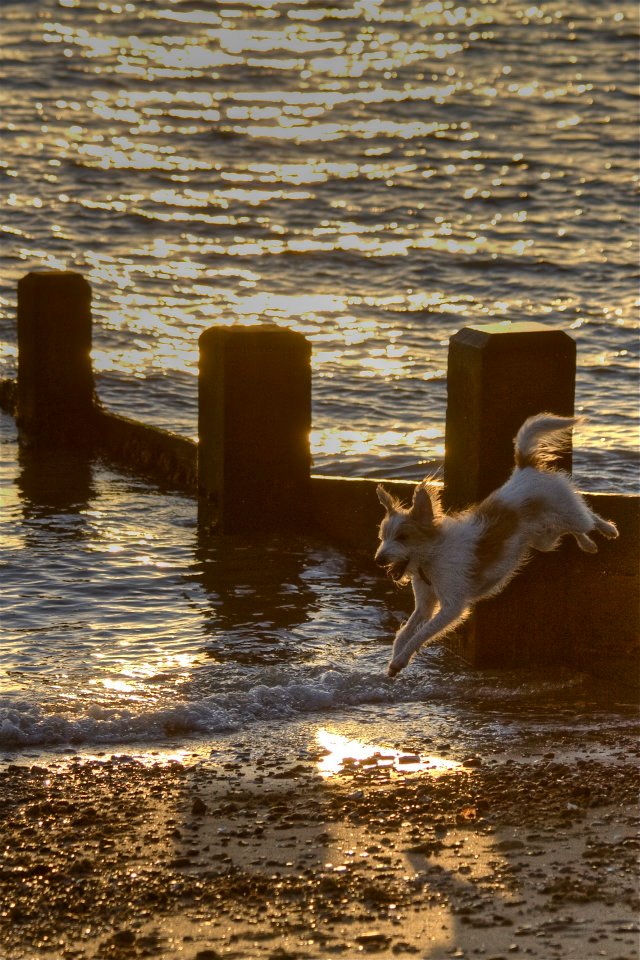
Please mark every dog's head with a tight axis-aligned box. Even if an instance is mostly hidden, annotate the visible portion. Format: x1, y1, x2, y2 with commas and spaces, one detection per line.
375, 483, 440, 583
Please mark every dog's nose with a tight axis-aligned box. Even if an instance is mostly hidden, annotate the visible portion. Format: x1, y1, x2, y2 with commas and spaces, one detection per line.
374, 550, 388, 567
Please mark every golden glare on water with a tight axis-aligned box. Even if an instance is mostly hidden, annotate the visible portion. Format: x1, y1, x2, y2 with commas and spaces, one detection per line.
1, 0, 636, 491
87, 651, 201, 700
312, 427, 443, 461
315, 728, 461, 779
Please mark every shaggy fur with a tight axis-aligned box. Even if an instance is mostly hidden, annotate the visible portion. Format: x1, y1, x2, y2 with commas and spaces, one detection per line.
375, 414, 619, 677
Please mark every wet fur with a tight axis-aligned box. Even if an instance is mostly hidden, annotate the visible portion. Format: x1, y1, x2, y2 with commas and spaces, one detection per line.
375, 414, 619, 677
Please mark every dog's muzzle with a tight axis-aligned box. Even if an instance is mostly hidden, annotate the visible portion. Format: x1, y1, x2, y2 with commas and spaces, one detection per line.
377, 557, 409, 582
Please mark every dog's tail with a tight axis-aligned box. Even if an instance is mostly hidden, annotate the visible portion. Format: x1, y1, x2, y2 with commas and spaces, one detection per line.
514, 413, 584, 470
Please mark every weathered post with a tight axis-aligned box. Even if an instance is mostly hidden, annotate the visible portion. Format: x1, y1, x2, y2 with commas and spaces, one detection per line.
443, 320, 578, 668
17, 270, 94, 443
444, 321, 576, 510
198, 324, 311, 534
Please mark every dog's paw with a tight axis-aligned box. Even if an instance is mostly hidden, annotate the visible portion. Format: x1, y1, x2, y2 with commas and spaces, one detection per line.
387, 660, 404, 678
578, 533, 598, 553
577, 533, 598, 553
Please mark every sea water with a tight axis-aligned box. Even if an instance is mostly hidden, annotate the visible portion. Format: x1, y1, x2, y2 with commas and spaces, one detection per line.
0, 0, 638, 762
1, 0, 638, 485
1, 410, 636, 764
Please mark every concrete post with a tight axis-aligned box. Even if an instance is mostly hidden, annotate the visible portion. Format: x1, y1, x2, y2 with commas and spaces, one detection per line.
198, 324, 311, 534
444, 321, 576, 511
17, 271, 94, 443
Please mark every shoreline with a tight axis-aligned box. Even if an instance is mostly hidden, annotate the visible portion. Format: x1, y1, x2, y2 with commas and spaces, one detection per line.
1, 728, 638, 960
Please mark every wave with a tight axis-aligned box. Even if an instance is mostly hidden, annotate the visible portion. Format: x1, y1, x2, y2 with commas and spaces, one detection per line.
0, 660, 595, 750
0, 669, 397, 748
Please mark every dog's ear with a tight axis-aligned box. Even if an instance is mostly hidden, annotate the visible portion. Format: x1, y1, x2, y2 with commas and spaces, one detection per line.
410, 484, 435, 525
377, 485, 396, 514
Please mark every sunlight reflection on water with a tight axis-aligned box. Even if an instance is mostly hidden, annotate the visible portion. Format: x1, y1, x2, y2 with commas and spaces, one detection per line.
0, 0, 637, 488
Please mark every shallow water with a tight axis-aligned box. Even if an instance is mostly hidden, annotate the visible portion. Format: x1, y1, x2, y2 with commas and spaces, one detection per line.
1, 412, 637, 765
0, 0, 638, 489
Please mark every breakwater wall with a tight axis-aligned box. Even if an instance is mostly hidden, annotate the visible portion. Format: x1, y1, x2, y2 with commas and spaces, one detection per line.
1, 271, 637, 686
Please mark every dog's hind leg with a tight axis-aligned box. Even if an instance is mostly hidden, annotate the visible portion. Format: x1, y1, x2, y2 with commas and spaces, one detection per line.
570, 510, 618, 552
388, 601, 467, 677
574, 531, 598, 553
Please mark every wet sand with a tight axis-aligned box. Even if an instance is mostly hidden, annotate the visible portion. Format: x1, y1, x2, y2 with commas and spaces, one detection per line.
1, 734, 638, 960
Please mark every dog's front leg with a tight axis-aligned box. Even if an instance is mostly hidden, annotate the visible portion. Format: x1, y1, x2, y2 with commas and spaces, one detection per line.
389, 577, 437, 674
388, 602, 467, 677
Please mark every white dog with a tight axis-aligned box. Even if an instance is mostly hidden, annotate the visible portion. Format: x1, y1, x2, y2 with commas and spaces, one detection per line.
375, 414, 618, 677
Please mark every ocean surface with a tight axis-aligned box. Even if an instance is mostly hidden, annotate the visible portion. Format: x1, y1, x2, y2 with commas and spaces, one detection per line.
0, 0, 638, 763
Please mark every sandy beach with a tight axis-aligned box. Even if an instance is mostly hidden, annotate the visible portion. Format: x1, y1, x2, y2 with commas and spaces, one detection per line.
1, 724, 638, 960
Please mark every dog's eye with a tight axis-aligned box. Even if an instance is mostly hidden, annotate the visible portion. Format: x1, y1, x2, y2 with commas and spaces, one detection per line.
396, 531, 409, 543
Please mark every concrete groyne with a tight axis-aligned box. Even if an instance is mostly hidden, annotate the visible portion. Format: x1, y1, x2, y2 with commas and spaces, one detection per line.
1, 270, 637, 686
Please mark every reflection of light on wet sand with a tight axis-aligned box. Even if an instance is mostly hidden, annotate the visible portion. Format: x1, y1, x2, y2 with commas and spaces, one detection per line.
315, 728, 461, 778
79, 748, 193, 768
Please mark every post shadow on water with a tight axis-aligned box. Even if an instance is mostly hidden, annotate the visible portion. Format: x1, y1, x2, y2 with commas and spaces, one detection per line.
16, 435, 95, 527
193, 528, 315, 665
192, 509, 402, 669
194, 523, 337, 667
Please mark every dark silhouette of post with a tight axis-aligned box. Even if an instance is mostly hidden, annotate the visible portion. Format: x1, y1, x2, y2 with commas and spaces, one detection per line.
444, 321, 576, 511
17, 270, 94, 444
442, 320, 579, 667
198, 324, 311, 534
